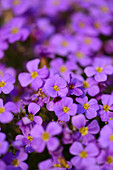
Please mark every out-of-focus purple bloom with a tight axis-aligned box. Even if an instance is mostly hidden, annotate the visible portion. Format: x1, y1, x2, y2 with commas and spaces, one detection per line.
0, 73, 15, 94
70, 142, 99, 168
85, 59, 113, 82
0, 98, 16, 123
0, 132, 9, 155
99, 124, 113, 151
19, 59, 49, 91
76, 96, 99, 119
3, 17, 30, 43
30, 122, 62, 152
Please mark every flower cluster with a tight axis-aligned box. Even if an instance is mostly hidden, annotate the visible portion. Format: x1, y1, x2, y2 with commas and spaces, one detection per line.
0, 0, 113, 169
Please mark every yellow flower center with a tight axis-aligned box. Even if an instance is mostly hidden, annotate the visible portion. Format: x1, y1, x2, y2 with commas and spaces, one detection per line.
83, 81, 89, 88
79, 127, 88, 136
53, 85, 59, 91
84, 38, 91, 45
103, 105, 110, 112
42, 132, 50, 141
80, 151, 88, 158
54, 164, 61, 168
31, 71, 38, 79
79, 22, 85, 28
0, 81, 5, 87
109, 134, 113, 142
101, 6, 109, 13
61, 41, 68, 47
27, 114, 34, 121
0, 107, 5, 114
76, 51, 83, 58
13, 0, 20, 5
83, 103, 89, 110
12, 159, 19, 167
11, 27, 19, 34
60, 66, 67, 73
27, 136, 33, 141
63, 106, 69, 113
107, 156, 113, 164
96, 67, 103, 73
94, 22, 100, 29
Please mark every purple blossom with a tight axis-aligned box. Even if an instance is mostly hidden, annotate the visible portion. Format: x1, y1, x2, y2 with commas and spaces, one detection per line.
19, 59, 49, 91
0, 132, 9, 155
30, 122, 62, 152
70, 142, 99, 168
54, 97, 77, 122
72, 114, 100, 145
44, 75, 68, 97
76, 96, 99, 119
0, 98, 16, 124
0, 73, 15, 94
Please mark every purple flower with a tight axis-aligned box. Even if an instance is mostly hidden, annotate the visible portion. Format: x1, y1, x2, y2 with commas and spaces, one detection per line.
72, 114, 100, 145
0, 98, 16, 123
54, 97, 77, 122
4, 17, 30, 43
76, 96, 99, 119
98, 124, 113, 151
30, 122, 62, 152
70, 142, 99, 168
68, 77, 83, 96
99, 94, 113, 122
0, 132, 9, 155
84, 60, 113, 82
0, 160, 6, 169
44, 75, 68, 97
19, 59, 49, 91
26, 102, 42, 125
0, 73, 15, 94
3, 151, 28, 170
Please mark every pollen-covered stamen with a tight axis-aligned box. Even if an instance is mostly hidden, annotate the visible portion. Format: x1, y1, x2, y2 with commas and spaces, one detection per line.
83, 103, 89, 110
80, 151, 88, 158
83, 81, 89, 88
61, 41, 68, 47
13, 0, 20, 5
94, 22, 101, 29
12, 159, 19, 167
60, 66, 67, 73
0, 107, 5, 114
69, 84, 75, 89
0, 81, 5, 87
103, 105, 110, 112
109, 134, 113, 142
63, 106, 69, 113
79, 127, 88, 136
106, 156, 113, 164
42, 132, 50, 141
27, 136, 33, 141
96, 67, 103, 73
31, 71, 38, 79
11, 27, 19, 34
53, 85, 59, 91
84, 38, 91, 45
27, 114, 34, 121
76, 51, 83, 58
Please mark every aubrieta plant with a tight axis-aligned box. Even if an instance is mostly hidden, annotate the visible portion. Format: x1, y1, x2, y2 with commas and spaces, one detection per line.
0, 0, 113, 170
